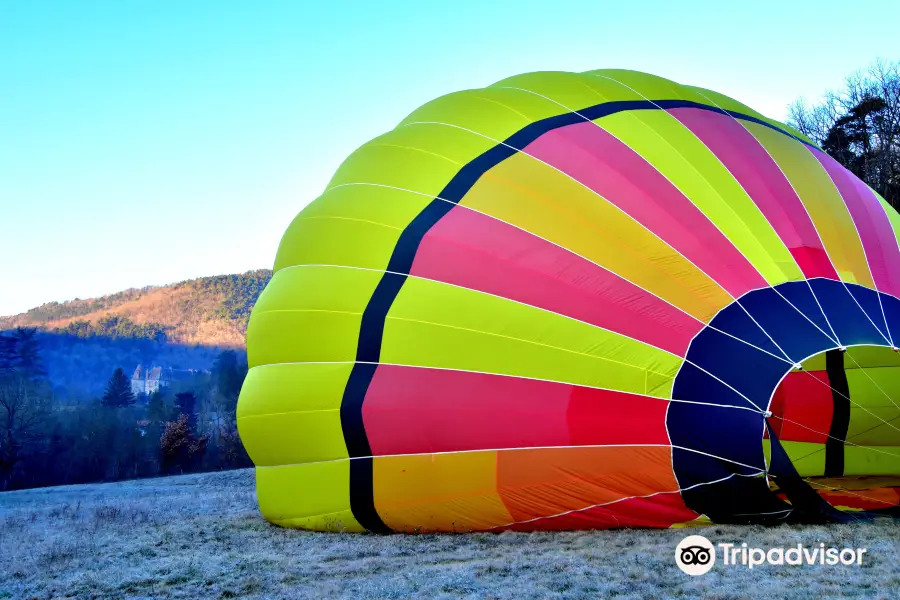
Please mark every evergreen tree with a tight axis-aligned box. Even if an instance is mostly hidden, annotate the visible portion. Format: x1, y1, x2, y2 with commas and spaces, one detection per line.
147, 389, 170, 423
788, 59, 900, 208
174, 391, 197, 431
821, 96, 889, 180
213, 350, 247, 402
0, 334, 16, 376
101, 368, 135, 407
10, 328, 44, 379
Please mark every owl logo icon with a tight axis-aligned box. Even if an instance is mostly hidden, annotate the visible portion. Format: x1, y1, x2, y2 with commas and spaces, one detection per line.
676, 535, 716, 575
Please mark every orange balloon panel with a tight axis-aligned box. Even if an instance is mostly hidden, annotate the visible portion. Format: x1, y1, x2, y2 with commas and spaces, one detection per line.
496, 446, 683, 524
373, 451, 513, 532
370, 446, 692, 532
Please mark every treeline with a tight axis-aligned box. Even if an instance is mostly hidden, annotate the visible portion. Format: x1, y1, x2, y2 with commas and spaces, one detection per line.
36, 331, 224, 400
52, 315, 171, 342
0, 328, 251, 491
0, 271, 273, 400
10, 287, 153, 325
789, 59, 900, 208
179, 269, 272, 327
1, 269, 272, 335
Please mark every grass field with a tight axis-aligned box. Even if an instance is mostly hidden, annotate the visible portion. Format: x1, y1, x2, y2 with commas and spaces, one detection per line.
1, 469, 898, 599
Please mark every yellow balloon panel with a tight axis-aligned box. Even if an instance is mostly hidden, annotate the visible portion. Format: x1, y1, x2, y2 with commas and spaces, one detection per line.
400, 88, 544, 140
373, 451, 514, 532
326, 139, 461, 195
247, 266, 382, 367
239, 410, 346, 467
272, 213, 401, 273
237, 363, 352, 467
382, 275, 680, 396
844, 445, 900, 477
237, 362, 353, 418
256, 462, 363, 531
490, 71, 609, 110
587, 69, 693, 102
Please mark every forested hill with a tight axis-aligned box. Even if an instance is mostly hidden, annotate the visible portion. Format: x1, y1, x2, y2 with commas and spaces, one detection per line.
0, 269, 271, 400
0, 269, 272, 348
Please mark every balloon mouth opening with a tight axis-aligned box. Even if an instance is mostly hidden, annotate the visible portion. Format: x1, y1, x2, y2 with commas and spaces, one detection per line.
763, 344, 900, 518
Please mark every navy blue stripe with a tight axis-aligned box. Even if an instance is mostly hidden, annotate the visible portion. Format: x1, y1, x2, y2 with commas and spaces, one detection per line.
339, 362, 391, 533
347, 457, 388, 533
340, 96, 815, 532
824, 349, 850, 477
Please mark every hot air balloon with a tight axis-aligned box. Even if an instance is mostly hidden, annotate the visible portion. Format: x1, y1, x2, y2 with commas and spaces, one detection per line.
237, 69, 900, 532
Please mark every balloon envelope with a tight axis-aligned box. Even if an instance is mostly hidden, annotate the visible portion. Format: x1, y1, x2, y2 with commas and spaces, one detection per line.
238, 69, 900, 532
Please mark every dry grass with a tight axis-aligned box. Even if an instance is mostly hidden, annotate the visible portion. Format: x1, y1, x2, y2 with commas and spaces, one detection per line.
1, 469, 898, 599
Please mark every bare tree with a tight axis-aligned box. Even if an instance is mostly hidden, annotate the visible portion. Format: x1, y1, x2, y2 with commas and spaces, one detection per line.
0, 376, 51, 490
788, 59, 900, 208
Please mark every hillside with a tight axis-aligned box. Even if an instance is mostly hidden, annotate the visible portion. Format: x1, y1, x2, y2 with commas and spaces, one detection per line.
1, 470, 897, 599
0, 269, 272, 348
0, 270, 271, 399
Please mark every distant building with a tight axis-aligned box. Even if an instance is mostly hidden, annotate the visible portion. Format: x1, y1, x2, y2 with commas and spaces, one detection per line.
131, 364, 169, 396
130, 364, 207, 397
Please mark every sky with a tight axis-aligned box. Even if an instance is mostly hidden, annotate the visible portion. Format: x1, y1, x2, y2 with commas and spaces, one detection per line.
1, 0, 898, 317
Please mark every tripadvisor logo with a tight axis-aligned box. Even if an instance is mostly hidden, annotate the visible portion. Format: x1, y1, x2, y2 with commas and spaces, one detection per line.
675, 535, 868, 575
676, 535, 716, 575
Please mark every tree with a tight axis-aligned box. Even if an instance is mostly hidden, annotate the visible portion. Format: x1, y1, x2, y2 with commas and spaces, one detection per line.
788, 59, 900, 208
0, 331, 51, 489
11, 328, 45, 379
216, 430, 251, 469
0, 329, 45, 380
147, 389, 171, 423
213, 350, 247, 403
0, 334, 16, 376
101, 368, 135, 407
0, 376, 51, 490
160, 414, 208, 474
174, 391, 197, 431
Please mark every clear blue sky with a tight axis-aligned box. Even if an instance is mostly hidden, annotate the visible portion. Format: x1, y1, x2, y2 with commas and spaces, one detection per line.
2, 0, 898, 316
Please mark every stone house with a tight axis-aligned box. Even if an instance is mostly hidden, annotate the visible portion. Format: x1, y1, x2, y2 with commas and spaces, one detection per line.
130, 364, 169, 396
